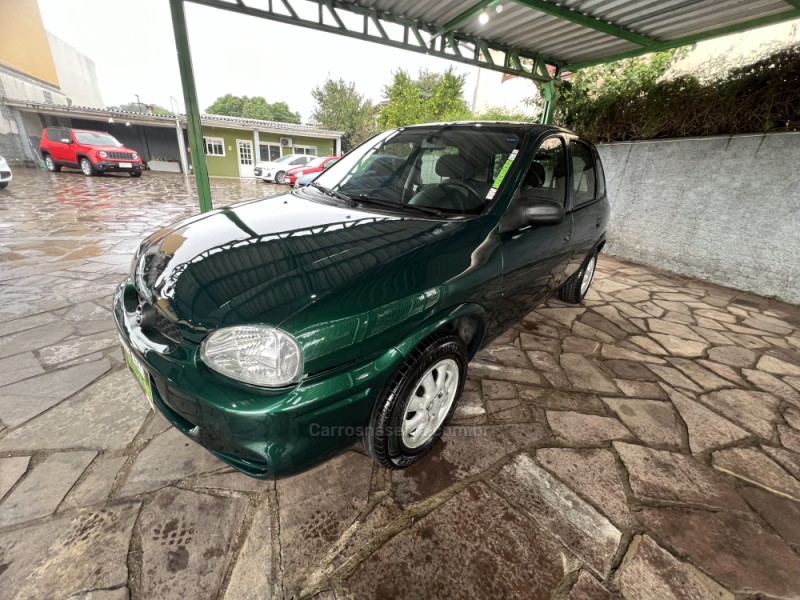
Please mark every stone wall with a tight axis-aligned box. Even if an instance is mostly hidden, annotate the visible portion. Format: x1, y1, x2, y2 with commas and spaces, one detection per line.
597, 132, 800, 305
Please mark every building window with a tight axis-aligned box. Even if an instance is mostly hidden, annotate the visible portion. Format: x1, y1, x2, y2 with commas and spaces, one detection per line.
293, 145, 317, 156
260, 143, 281, 162
43, 91, 53, 104
204, 137, 225, 157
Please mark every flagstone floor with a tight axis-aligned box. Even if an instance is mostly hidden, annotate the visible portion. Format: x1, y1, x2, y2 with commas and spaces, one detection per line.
1, 168, 799, 600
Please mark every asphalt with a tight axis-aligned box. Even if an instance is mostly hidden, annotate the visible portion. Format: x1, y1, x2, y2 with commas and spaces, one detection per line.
1, 167, 800, 600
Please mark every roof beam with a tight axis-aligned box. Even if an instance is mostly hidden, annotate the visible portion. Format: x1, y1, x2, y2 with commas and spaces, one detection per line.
783, 0, 800, 8
511, 0, 657, 47
436, 0, 499, 36
184, 0, 557, 81
564, 8, 800, 71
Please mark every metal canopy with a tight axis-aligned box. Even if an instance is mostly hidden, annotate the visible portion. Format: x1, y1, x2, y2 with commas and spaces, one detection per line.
171, 0, 800, 211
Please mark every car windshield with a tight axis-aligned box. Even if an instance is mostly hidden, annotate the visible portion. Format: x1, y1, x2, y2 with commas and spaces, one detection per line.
73, 132, 123, 147
311, 125, 523, 217
304, 157, 326, 168
274, 154, 296, 164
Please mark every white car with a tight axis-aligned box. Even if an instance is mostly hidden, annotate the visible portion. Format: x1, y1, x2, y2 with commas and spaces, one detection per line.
253, 153, 313, 183
0, 155, 11, 189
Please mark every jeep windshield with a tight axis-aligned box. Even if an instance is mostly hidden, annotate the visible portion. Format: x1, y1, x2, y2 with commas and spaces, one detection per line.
74, 132, 123, 147
309, 125, 524, 218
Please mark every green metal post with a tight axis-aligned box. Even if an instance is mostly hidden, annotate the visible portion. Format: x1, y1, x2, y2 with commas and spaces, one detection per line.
541, 78, 559, 125
169, 0, 213, 213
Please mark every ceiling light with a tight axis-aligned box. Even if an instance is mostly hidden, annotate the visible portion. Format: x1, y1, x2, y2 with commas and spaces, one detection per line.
478, 11, 489, 24
125, 121, 131, 126
108, 117, 114, 123
495, 4, 504, 13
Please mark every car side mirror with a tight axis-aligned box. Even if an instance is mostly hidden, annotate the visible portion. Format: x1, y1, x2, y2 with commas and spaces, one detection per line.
500, 194, 565, 234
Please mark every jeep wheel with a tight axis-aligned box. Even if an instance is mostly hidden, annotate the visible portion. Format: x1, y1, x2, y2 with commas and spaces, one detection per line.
557, 252, 597, 304
363, 331, 467, 469
44, 155, 61, 172
80, 158, 95, 176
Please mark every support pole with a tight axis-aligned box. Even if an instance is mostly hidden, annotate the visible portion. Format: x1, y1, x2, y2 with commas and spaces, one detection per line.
169, 0, 213, 212
540, 74, 559, 125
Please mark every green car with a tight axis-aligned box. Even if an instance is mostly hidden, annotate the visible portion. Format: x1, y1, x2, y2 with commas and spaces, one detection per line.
114, 122, 609, 478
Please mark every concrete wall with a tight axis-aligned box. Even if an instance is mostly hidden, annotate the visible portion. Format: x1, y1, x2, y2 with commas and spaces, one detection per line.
597, 132, 800, 305
0, 0, 59, 87
46, 33, 104, 108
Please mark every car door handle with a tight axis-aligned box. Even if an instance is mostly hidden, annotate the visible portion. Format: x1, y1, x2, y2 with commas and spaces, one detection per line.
562, 234, 571, 242
595, 218, 602, 228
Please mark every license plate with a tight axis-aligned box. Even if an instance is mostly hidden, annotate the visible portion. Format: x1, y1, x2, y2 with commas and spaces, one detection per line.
120, 337, 154, 410
120, 162, 133, 168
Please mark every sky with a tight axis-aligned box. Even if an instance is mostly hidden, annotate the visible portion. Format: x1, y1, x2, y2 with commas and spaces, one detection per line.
35, 0, 493, 120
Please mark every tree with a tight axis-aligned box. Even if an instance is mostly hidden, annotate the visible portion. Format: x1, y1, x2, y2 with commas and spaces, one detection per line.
378, 67, 470, 129
311, 78, 377, 153
206, 94, 302, 124
473, 106, 535, 122
110, 102, 172, 116
549, 48, 689, 130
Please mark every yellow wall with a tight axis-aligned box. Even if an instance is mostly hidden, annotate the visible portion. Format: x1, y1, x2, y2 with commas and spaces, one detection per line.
0, 0, 60, 87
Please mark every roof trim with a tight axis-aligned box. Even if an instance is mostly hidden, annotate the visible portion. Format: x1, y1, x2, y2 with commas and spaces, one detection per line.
1, 99, 343, 138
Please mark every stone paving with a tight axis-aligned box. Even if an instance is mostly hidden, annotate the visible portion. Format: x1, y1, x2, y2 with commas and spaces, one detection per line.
1, 168, 800, 599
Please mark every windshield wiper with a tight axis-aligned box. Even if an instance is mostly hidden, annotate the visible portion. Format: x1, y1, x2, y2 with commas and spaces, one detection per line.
311, 181, 354, 206
355, 195, 444, 219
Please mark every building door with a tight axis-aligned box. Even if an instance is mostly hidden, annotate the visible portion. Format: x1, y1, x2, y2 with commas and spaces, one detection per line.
236, 139, 254, 177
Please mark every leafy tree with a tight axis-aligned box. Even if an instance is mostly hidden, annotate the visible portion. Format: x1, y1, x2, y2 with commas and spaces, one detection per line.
110, 102, 172, 116
549, 48, 689, 131
378, 67, 470, 129
311, 78, 377, 153
473, 106, 535, 123
206, 94, 301, 124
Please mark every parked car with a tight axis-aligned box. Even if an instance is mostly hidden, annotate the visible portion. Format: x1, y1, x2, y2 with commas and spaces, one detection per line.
283, 155, 339, 186
294, 171, 318, 188
0, 155, 11, 189
40, 127, 144, 177
253, 153, 313, 183
115, 122, 609, 479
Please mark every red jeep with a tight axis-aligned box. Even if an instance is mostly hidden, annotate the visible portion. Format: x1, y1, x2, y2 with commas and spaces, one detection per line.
40, 127, 144, 177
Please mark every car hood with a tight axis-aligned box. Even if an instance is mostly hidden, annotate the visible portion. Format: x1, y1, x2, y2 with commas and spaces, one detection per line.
136, 191, 454, 338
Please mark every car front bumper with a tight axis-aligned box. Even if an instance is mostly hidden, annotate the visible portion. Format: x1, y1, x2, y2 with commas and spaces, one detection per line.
113, 280, 402, 478
95, 161, 143, 173
0, 169, 11, 183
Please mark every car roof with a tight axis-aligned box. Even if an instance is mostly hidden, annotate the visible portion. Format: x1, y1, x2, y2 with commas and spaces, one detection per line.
398, 121, 572, 137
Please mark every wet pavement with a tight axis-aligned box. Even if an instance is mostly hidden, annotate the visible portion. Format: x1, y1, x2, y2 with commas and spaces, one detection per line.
1, 167, 800, 600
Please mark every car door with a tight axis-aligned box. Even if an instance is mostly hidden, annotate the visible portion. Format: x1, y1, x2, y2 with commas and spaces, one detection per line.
49, 128, 69, 163
564, 138, 608, 276
499, 136, 574, 323
63, 129, 79, 165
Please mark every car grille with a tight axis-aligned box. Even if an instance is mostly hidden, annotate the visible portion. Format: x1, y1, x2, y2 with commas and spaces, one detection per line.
0, 170, 10, 178
108, 151, 136, 160
154, 310, 183, 344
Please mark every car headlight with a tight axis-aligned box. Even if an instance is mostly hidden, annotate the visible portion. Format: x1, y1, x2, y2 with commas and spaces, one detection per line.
201, 326, 304, 387
99, 151, 107, 158
132, 153, 139, 160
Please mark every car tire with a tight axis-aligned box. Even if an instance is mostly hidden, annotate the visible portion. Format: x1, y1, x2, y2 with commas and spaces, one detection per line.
275, 171, 286, 184
363, 331, 467, 469
130, 171, 142, 178
80, 158, 95, 177
44, 155, 61, 172
0, 182, 7, 190
557, 251, 598, 304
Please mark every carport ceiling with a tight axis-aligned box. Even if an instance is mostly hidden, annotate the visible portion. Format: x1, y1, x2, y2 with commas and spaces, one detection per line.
187, 0, 800, 79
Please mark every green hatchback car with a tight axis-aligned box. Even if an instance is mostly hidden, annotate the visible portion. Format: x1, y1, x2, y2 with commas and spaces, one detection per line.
114, 122, 609, 478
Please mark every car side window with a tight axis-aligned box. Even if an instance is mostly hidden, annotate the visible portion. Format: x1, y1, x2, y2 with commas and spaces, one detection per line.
290, 158, 305, 165
570, 141, 596, 207
46, 128, 62, 142
519, 137, 567, 205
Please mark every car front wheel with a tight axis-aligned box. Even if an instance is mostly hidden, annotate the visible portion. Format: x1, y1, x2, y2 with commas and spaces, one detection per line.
557, 251, 597, 304
80, 158, 95, 176
363, 331, 467, 469
44, 155, 61, 172
275, 170, 286, 184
